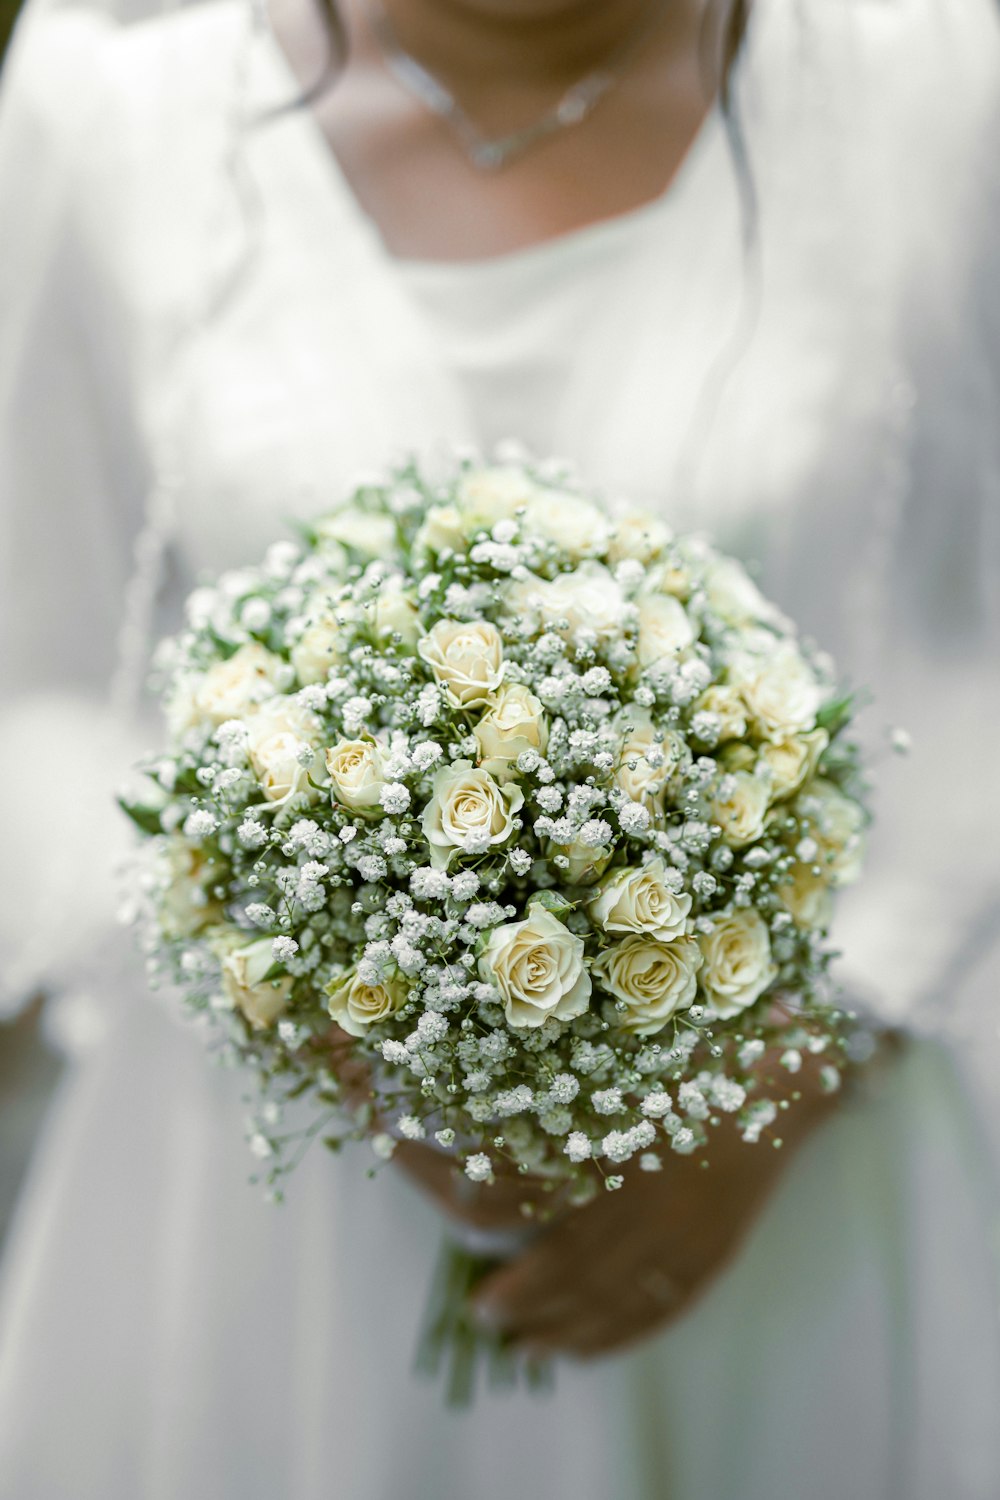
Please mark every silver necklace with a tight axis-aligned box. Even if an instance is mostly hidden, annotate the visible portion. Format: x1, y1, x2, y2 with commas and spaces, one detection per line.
365, 0, 667, 173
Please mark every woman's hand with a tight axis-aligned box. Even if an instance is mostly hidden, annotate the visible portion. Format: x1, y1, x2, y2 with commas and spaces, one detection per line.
469, 1054, 845, 1360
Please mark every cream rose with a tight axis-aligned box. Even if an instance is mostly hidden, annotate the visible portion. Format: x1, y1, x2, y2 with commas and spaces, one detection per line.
458, 465, 536, 522
186, 642, 283, 727
325, 966, 408, 1038
550, 838, 614, 886
778, 862, 833, 930
314, 507, 399, 559
414, 504, 466, 556
588, 858, 692, 942
710, 769, 772, 848
518, 564, 625, 643
733, 642, 822, 740
797, 777, 866, 885
326, 738, 388, 815
704, 557, 778, 626
694, 684, 748, 743
759, 728, 829, 800
473, 684, 548, 777
636, 593, 696, 668
593, 935, 701, 1035
247, 698, 321, 804
220, 935, 293, 1030
698, 908, 778, 1018
605, 510, 672, 564
417, 618, 505, 707
422, 761, 524, 868
613, 711, 687, 813
290, 602, 361, 686
478, 906, 591, 1029
160, 839, 222, 939
523, 489, 610, 560
372, 581, 421, 650
642, 558, 693, 601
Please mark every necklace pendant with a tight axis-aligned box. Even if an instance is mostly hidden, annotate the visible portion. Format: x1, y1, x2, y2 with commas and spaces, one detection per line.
469, 140, 509, 172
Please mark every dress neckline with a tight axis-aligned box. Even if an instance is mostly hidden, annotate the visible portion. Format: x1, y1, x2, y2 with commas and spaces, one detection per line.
256, 17, 735, 276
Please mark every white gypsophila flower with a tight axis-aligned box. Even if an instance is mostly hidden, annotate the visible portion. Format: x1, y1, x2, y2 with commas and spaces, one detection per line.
271, 936, 299, 963
245, 903, 275, 927
450, 870, 481, 900
379, 782, 411, 815
397, 1115, 426, 1141
464, 1153, 494, 1183
640, 1089, 673, 1117
565, 1132, 592, 1163
416, 1011, 449, 1044
381, 1039, 410, 1065
183, 809, 217, 841
592, 1088, 623, 1116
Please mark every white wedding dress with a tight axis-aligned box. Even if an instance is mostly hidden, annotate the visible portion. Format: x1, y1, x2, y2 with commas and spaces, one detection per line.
1, 2, 1000, 1496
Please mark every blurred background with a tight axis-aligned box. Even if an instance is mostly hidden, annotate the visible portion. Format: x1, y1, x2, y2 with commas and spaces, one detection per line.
0, 0, 59, 1265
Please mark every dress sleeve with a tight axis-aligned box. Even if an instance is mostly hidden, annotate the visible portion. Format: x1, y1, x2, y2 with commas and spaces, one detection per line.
831, 35, 1000, 1059
0, 12, 149, 1019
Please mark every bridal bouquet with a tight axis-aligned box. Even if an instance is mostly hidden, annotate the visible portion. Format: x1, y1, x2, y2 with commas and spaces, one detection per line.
124, 454, 868, 1396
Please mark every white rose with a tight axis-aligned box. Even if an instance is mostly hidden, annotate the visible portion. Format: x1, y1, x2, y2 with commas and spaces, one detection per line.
291, 601, 361, 686
219, 934, 293, 1030
160, 839, 222, 938
694, 684, 748, 743
422, 760, 524, 868
473, 684, 548, 777
710, 769, 771, 847
594, 934, 701, 1035
797, 777, 866, 886
478, 906, 591, 1029
606, 510, 672, 564
552, 837, 614, 886
457, 465, 536, 524
613, 710, 687, 813
326, 738, 388, 815
326, 966, 408, 1038
247, 698, 321, 804
759, 728, 829, 800
414, 504, 467, 556
372, 581, 421, 650
417, 618, 505, 706
636, 593, 696, 668
314, 507, 399, 559
187, 643, 283, 727
698, 908, 777, 1018
778, 862, 833, 930
704, 557, 779, 626
523, 490, 610, 560
588, 859, 692, 942
642, 558, 692, 601
523, 564, 626, 642
733, 642, 822, 740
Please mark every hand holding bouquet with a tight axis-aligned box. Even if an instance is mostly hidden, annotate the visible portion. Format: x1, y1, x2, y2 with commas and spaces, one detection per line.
123, 455, 870, 1398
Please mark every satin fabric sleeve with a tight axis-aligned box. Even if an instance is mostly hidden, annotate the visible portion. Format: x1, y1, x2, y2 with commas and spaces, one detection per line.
0, 13, 148, 1017
831, 24, 1000, 1057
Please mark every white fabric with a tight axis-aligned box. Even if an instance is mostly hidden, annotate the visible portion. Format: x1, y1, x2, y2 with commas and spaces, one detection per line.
1, 0, 999, 1495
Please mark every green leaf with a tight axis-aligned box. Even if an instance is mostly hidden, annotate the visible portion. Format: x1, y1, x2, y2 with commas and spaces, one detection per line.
527, 889, 576, 919
283, 515, 318, 549
117, 798, 163, 837
815, 693, 855, 736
